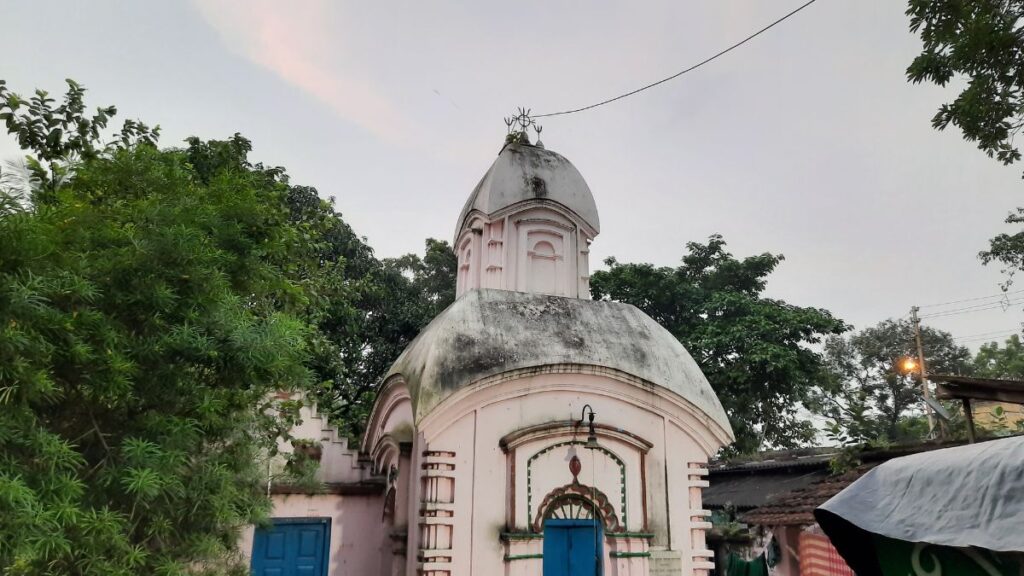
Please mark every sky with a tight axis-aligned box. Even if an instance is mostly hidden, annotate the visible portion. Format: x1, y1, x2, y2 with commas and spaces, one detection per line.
2, 0, 1022, 350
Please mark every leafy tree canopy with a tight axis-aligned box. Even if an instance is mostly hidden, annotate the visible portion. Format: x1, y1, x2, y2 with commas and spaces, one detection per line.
973, 334, 1024, 378
905, 2, 1024, 328
1, 77, 459, 573
311, 234, 456, 438
907, 0, 1024, 168
817, 319, 971, 446
590, 235, 849, 453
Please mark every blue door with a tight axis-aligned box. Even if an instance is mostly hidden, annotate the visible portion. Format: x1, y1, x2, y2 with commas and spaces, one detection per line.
251, 518, 330, 576
543, 519, 603, 576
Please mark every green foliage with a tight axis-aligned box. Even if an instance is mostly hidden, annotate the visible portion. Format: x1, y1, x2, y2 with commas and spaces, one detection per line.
0, 78, 159, 199
0, 80, 313, 575
972, 334, 1024, 378
980, 209, 1024, 287
970, 332, 1024, 437
816, 319, 971, 445
906, 0, 1024, 168
314, 237, 456, 438
590, 235, 849, 453
911, 2, 1024, 305
277, 171, 456, 437
281, 439, 323, 492
165, 131, 458, 440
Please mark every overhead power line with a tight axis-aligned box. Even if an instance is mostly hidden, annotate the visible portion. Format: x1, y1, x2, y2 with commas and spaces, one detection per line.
532, 0, 820, 118
917, 289, 1024, 310
920, 298, 1024, 320
957, 334, 1020, 345
953, 329, 1022, 341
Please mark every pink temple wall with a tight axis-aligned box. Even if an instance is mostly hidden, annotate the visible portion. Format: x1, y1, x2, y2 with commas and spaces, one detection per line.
239, 493, 385, 576
413, 370, 724, 576
455, 206, 594, 300
249, 371, 728, 575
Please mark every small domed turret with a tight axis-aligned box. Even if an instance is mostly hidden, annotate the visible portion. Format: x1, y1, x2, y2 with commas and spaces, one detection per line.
455, 143, 600, 239
454, 142, 600, 299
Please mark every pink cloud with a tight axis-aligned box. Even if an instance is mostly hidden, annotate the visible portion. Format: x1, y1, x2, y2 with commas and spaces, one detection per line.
192, 0, 413, 146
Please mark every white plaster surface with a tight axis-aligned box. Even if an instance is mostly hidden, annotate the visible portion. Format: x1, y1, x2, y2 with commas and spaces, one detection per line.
387, 289, 733, 439
455, 142, 600, 241
239, 494, 385, 576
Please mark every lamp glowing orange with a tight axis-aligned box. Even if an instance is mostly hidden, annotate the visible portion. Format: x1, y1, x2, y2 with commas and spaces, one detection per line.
901, 358, 918, 373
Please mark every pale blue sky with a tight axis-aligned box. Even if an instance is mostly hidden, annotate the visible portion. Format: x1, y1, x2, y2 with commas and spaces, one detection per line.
2, 0, 1022, 345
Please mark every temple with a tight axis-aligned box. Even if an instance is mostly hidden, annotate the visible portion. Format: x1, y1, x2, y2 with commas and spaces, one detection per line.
243, 137, 735, 576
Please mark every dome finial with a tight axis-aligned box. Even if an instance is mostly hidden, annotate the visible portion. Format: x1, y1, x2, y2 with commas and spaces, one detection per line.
504, 107, 536, 146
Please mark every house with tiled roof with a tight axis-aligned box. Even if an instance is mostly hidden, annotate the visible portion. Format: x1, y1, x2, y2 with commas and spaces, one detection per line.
704, 441, 980, 576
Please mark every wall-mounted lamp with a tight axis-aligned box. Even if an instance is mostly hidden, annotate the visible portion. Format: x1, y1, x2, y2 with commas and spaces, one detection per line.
578, 404, 600, 450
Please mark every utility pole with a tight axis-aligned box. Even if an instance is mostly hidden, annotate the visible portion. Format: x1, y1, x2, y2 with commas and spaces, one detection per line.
910, 306, 936, 435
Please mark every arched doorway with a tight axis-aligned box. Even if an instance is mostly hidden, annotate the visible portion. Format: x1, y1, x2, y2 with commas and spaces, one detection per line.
542, 495, 603, 576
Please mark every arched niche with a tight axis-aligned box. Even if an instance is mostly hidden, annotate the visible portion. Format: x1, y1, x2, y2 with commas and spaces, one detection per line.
515, 217, 575, 296
534, 482, 621, 533
498, 419, 652, 534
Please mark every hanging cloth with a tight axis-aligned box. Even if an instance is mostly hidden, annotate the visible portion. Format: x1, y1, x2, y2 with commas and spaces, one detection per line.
727, 551, 769, 576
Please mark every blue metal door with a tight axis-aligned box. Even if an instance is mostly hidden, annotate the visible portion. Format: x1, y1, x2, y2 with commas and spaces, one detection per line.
251, 518, 330, 576
543, 519, 603, 576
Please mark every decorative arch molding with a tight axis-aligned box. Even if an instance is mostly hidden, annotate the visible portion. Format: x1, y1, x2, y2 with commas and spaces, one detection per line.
533, 482, 621, 533
500, 420, 653, 454
370, 434, 407, 475
515, 215, 576, 233
417, 364, 733, 454
526, 440, 627, 530
361, 376, 412, 453
381, 462, 400, 520
457, 200, 597, 241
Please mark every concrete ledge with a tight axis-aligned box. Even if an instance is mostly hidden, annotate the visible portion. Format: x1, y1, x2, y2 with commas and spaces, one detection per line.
270, 480, 386, 496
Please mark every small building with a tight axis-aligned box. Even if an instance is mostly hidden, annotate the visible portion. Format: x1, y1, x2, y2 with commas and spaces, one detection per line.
242, 138, 735, 576
704, 449, 844, 576
817, 435, 1024, 576
709, 441, 992, 576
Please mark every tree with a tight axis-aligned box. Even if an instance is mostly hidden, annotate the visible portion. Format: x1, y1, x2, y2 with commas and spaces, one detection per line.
0, 76, 458, 573
907, 3, 1024, 298
906, 0, 1024, 169
590, 235, 849, 453
0, 80, 314, 575
0, 78, 158, 200
818, 319, 971, 445
981, 216, 1024, 287
973, 334, 1024, 378
313, 237, 457, 438
169, 131, 458, 439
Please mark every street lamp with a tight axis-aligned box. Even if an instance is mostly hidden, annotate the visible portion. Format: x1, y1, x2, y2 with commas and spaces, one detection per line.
901, 357, 919, 374
578, 404, 600, 450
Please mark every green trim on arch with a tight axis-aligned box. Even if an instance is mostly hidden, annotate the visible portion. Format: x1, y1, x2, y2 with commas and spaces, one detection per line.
610, 551, 651, 558
500, 531, 544, 541
504, 553, 544, 562
526, 440, 627, 528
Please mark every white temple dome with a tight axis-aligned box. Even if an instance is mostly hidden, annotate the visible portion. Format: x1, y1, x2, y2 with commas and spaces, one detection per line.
455, 143, 600, 242
386, 289, 733, 439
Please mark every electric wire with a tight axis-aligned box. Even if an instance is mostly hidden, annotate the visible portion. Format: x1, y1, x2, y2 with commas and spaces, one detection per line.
953, 329, 1022, 341
920, 298, 1024, 320
917, 289, 1024, 309
957, 335, 1020, 345
532, 0, 820, 118
921, 297, 1024, 317
955, 332, 1020, 343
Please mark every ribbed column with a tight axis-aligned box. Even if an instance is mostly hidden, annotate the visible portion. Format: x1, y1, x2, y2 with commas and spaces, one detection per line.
688, 464, 714, 575
417, 451, 456, 576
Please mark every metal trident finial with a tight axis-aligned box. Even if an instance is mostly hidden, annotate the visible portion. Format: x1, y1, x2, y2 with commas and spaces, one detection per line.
504, 108, 539, 144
